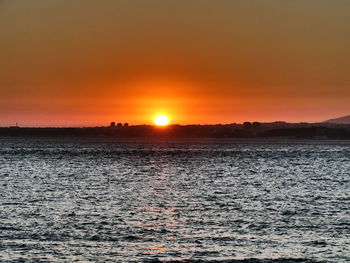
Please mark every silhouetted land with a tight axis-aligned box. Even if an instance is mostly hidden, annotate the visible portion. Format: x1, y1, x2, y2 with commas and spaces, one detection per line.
324, 114, 350, 124
1, 122, 350, 139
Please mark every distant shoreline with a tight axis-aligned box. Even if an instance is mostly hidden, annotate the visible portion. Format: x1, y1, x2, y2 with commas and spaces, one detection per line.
1, 123, 350, 139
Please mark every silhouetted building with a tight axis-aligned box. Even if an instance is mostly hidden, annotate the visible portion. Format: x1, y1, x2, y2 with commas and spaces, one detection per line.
252, 122, 261, 129
243, 122, 252, 129
9, 122, 20, 129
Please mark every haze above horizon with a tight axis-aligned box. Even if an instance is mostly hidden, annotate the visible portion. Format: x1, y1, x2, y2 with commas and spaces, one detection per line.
1, 0, 349, 126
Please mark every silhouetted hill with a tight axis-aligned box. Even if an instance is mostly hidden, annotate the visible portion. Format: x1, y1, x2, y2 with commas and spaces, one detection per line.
324, 115, 350, 124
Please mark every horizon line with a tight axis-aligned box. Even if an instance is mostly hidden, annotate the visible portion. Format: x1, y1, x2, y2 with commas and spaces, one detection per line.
1, 120, 342, 129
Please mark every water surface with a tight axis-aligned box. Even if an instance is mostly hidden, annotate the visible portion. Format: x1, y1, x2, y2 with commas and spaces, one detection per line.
0, 138, 349, 262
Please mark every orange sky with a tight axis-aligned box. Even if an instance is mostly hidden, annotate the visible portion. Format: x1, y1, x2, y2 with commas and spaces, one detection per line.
1, 0, 349, 126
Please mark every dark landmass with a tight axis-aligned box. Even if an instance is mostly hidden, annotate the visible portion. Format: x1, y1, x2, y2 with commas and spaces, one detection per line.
324, 114, 350, 124
1, 121, 350, 139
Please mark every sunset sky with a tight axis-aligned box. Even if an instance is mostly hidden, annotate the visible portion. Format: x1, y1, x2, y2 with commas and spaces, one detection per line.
1, 0, 349, 126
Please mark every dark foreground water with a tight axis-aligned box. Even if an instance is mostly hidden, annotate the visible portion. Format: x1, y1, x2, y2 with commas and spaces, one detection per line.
0, 138, 349, 263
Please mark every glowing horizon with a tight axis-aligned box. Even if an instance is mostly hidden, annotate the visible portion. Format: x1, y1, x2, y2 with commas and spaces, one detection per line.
1, 1, 349, 127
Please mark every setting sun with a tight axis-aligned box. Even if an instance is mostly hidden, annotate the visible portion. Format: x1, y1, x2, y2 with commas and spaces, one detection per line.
154, 115, 169, 126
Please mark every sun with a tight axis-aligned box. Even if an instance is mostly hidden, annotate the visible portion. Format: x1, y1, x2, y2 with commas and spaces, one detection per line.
154, 115, 169, 126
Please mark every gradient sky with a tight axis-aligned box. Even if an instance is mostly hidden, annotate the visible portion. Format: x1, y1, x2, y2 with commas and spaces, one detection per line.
1, 0, 350, 126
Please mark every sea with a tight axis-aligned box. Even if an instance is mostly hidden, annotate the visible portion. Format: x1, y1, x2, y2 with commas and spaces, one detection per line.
0, 138, 349, 263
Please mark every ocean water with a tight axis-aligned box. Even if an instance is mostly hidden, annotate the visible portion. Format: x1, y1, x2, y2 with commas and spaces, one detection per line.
0, 138, 349, 263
